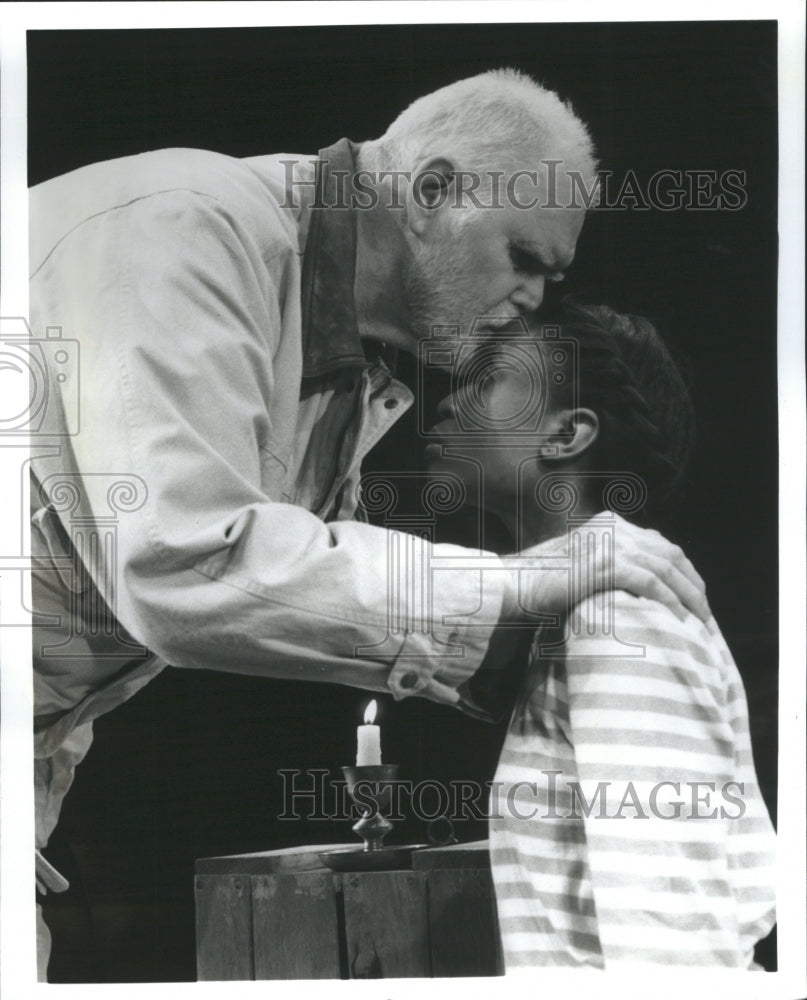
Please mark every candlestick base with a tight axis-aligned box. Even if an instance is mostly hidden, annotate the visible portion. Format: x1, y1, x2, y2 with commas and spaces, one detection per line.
341, 764, 399, 852
352, 810, 393, 852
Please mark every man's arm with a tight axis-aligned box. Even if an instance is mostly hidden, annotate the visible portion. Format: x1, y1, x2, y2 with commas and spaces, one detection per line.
500, 515, 709, 627
30, 158, 709, 717
457, 517, 710, 722
29, 175, 503, 704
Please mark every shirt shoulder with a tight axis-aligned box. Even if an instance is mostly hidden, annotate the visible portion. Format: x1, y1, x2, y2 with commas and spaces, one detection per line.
569, 589, 716, 655
562, 593, 745, 779
564, 590, 728, 703
30, 148, 299, 274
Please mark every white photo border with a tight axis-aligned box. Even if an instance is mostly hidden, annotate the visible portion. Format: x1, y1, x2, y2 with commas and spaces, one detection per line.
1, 3, 804, 999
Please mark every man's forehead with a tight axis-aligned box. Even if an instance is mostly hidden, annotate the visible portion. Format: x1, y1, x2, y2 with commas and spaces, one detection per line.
511, 207, 584, 269
470, 194, 583, 240
504, 157, 592, 198
514, 234, 575, 273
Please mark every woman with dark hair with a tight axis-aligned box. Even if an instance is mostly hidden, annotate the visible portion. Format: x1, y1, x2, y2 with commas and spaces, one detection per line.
424, 303, 776, 970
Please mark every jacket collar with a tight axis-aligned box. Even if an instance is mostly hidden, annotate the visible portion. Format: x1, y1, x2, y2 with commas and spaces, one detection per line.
300, 138, 370, 378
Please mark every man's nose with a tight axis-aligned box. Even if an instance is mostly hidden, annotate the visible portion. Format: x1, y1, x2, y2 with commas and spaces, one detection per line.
510, 275, 545, 312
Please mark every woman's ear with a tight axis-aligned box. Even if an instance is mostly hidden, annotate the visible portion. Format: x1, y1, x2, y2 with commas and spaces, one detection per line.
542, 408, 600, 460
405, 156, 455, 237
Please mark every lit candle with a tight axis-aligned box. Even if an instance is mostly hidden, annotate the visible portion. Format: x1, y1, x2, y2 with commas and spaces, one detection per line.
356, 700, 382, 766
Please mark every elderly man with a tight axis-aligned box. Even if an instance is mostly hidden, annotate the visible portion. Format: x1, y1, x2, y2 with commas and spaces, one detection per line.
29, 69, 707, 978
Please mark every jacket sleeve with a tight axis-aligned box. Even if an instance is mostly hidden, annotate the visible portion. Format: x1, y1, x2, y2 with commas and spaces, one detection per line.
563, 592, 776, 968
29, 180, 506, 708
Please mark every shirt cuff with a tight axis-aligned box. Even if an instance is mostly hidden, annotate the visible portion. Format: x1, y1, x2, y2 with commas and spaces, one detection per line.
385, 548, 506, 707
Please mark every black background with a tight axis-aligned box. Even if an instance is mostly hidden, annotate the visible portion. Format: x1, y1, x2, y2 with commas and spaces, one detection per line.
28, 21, 778, 981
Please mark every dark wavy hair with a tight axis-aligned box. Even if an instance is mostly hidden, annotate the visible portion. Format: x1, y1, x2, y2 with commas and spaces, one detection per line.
543, 300, 695, 522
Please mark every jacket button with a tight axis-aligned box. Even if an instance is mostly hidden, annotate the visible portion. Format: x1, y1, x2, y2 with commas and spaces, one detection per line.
399, 670, 419, 689
384, 398, 398, 409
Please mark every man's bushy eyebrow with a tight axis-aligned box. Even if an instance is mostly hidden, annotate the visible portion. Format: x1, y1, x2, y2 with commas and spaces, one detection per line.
510, 240, 565, 276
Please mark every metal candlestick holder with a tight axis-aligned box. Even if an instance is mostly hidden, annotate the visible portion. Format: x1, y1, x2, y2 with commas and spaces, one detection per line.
341, 764, 399, 852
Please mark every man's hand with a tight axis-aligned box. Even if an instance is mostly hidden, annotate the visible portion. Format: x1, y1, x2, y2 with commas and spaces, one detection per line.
499, 513, 710, 624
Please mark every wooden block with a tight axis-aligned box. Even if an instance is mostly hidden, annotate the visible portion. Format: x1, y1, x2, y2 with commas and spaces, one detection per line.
412, 839, 491, 870
252, 871, 342, 980
343, 871, 430, 979
196, 843, 356, 876
195, 875, 253, 981
427, 867, 503, 977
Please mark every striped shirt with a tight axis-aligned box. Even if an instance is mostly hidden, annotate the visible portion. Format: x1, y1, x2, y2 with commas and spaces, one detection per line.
489, 590, 776, 970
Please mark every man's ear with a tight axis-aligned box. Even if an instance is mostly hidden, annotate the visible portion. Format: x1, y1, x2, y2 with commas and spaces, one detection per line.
405, 157, 455, 237
542, 408, 600, 460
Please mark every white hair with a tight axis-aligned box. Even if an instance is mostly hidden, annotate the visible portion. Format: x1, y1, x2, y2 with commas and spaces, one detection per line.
360, 68, 597, 181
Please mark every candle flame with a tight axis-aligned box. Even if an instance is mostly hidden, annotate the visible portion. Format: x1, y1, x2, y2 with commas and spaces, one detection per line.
363, 700, 378, 725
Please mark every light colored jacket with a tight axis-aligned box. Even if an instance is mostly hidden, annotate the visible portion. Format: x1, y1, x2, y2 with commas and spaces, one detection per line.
29, 139, 505, 845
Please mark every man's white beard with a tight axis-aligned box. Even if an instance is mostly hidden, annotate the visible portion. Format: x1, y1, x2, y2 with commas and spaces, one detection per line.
404, 230, 479, 341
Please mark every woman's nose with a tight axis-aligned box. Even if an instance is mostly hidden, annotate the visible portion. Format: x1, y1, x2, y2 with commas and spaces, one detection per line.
436, 392, 459, 419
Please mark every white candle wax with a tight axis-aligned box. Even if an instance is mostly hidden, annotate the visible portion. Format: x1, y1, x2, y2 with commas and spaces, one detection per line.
356, 724, 381, 766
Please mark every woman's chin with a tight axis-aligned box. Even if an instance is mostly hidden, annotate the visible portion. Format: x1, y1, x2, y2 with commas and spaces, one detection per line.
423, 446, 468, 480
423, 443, 445, 466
